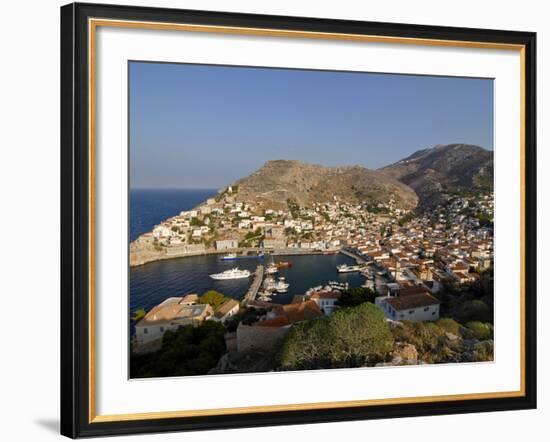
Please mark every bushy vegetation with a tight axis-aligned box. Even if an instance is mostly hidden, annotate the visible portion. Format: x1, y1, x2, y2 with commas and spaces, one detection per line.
199, 290, 230, 310
465, 321, 494, 340
277, 303, 393, 370
131, 308, 146, 322
336, 287, 377, 308
434, 268, 494, 325
435, 318, 462, 335
391, 317, 493, 364
130, 321, 227, 378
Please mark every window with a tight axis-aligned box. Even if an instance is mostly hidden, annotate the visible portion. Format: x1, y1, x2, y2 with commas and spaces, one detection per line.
160, 327, 164, 332
409, 310, 415, 314
424, 307, 430, 312
143, 328, 148, 334
432, 311, 436, 316
400, 314, 405, 319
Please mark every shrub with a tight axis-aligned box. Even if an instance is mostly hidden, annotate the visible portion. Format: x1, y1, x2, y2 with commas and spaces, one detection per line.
455, 299, 491, 323
199, 290, 229, 310
130, 321, 227, 378
131, 308, 146, 322
277, 303, 393, 370
337, 287, 377, 308
472, 340, 494, 362
465, 321, 494, 340
436, 318, 461, 336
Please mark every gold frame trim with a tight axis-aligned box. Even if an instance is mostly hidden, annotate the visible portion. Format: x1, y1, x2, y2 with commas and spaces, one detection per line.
88, 18, 527, 424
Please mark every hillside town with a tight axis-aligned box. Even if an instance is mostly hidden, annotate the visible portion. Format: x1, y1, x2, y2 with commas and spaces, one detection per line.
131, 187, 494, 374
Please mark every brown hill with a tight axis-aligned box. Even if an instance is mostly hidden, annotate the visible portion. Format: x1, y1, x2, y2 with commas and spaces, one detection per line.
232, 160, 418, 210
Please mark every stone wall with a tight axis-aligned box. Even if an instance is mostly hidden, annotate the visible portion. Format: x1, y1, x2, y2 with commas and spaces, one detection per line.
236, 323, 291, 352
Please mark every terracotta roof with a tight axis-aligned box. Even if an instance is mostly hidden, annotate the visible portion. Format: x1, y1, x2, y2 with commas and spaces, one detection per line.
397, 286, 432, 297
180, 294, 199, 304
215, 299, 239, 318
273, 300, 323, 323
387, 293, 441, 311
257, 316, 290, 327
137, 302, 212, 326
310, 291, 342, 300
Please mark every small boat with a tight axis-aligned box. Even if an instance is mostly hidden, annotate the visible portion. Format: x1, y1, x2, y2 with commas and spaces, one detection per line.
276, 261, 292, 269
274, 277, 289, 293
220, 252, 265, 260
327, 281, 349, 291
337, 263, 361, 273
266, 263, 278, 274
263, 277, 276, 290
257, 291, 273, 302
210, 267, 251, 280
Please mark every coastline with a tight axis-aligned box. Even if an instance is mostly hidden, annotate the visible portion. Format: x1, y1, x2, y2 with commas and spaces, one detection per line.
129, 244, 342, 268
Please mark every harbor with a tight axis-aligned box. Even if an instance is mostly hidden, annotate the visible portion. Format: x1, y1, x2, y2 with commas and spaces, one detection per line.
130, 251, 368, 313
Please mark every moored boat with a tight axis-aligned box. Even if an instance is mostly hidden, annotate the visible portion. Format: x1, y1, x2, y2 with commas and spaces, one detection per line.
276, 261, 292, 268
210, 267, 251, 280
274, 277, 289, 293
337, 263, 361, 273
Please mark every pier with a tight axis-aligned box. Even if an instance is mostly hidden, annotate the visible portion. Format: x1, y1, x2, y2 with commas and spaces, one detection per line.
243, 265, 264, 304
339, 248, 367, 264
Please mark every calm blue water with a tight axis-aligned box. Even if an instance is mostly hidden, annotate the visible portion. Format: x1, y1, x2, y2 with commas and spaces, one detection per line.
130, 188, 218, 241
130, 253, 365, 313
129, 189, 366, 319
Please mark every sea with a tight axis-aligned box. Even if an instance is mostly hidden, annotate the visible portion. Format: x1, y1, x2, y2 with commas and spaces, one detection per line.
129, 189, 367, 314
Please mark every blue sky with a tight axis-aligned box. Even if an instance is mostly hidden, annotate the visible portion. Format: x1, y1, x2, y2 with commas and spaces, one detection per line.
129, 62, 493, 189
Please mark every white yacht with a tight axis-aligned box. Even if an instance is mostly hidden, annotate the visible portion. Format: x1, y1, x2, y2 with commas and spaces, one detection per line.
337, 263, 362, 273
210, 267, 251, 280
220, 253, 238, 260
266, 263, 279, 274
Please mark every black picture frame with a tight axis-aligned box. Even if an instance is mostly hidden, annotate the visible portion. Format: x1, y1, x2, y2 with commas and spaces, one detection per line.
61, 2, 537, 438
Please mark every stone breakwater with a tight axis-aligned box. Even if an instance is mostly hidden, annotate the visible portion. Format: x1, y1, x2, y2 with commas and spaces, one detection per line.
130, 236, 335, 267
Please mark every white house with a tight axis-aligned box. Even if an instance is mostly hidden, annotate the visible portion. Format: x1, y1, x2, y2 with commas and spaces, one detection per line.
376, 292, 440, 322
309, 291, 341, 315
152, 224, 171, 239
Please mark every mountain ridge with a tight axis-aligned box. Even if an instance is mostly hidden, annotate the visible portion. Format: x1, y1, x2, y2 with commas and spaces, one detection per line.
379, 143, 493, 206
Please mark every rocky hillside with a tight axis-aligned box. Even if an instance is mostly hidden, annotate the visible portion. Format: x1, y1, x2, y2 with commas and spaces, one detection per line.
379, 144, 493, 207
232, 160, 418, 210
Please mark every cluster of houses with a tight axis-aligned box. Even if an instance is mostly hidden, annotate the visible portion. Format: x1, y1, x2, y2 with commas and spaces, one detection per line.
132, 187, 410, 257
132, 190, 493, 356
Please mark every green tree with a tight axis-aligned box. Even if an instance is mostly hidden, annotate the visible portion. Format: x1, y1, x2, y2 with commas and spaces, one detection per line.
131, 308, 146, 322
336, 287, 377, 308
277, 303, 393, 370
199, 290, 228, 310
130, 321, 227, 378
455, 299, 491, 323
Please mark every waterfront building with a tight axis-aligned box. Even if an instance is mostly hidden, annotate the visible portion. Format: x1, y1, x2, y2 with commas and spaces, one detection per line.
215, 238, 239, 250
262, 238, 286, 249
135, 297, 214, 346
212, 299, 240, 323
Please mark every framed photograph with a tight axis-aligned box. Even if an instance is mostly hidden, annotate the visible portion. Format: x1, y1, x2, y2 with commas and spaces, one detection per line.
60, 2, 537, 438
